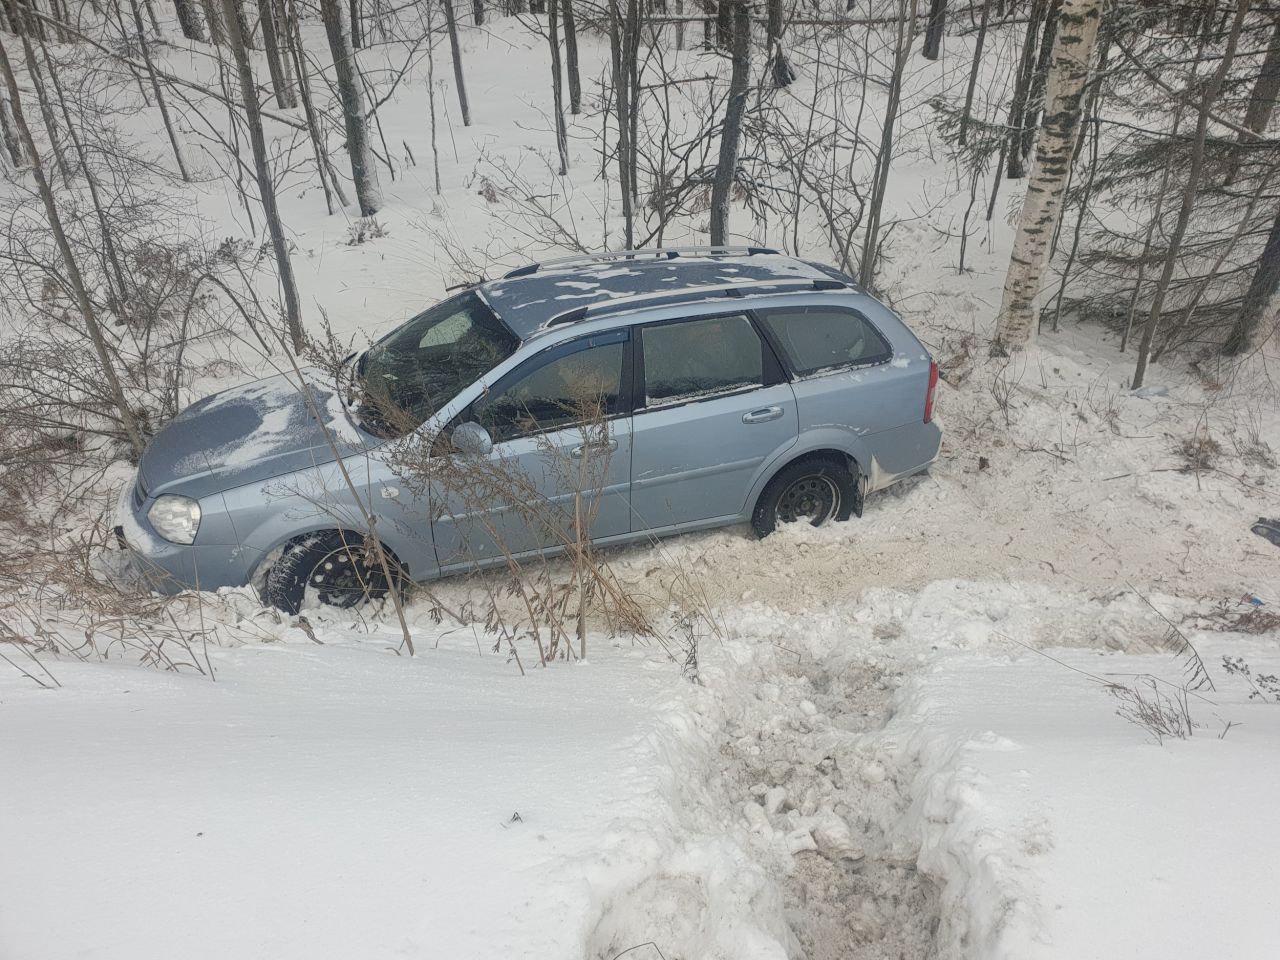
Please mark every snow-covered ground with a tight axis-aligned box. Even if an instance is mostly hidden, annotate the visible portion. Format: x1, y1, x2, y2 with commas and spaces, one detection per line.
3, 11, 1280, 960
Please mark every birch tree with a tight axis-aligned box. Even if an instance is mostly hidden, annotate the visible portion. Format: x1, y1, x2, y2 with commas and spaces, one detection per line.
321, 0, 381, 215
992, 0, 1102, 352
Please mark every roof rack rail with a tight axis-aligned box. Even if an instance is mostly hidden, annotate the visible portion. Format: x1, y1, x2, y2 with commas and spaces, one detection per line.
503, 245, 780, 280
543, 277, 845, 328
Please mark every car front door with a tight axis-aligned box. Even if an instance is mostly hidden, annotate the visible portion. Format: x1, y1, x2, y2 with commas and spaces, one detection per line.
629, 312, 797, 532
431, 328, 634, 571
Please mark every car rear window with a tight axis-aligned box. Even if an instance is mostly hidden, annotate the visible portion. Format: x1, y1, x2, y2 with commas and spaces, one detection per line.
757, 306, 891, 375
641, 314, 763, 405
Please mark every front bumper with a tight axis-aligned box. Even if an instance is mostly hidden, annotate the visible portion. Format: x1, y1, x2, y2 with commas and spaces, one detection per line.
114, 480, 260, 595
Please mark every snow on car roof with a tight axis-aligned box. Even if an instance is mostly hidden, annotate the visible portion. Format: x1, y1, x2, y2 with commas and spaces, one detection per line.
479, 253, 850, 339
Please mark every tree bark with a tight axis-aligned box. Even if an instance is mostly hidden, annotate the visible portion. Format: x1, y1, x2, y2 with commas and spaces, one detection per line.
1132, 0, 1250, 387
349, 0, 362, 48
1223, 205, 1280, 355
859, 0, 918, 287
0, 86, 24, 168
922, 0, 945, 60
174, 0, 207, 40
1244, 17, 1280, 134
958, 0, 992, 145
17, 15, 72, 182
38, 30, 132, 311
472, 0, 483, 25
202, 0, 226, 43
320, 0, 380, 214
709, 0, 750, 245
258, 0, 297, 108
547, 0, 568, 175
1005, 0, 1045, 179
993, 0, 1102, 352
287, 0, 347, 213
220, 0, 305, 352
562, 0, 580, 114
0, 31, 146, 456
130, 0, 191, 181
441, 0, 471, 126
1019, 0, 1063, 167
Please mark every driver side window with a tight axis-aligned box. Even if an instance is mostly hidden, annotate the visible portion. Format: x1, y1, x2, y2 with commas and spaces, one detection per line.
474, 331, 628, 444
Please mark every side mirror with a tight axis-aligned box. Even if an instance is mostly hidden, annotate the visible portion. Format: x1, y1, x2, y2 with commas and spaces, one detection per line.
451, 421, 493, 456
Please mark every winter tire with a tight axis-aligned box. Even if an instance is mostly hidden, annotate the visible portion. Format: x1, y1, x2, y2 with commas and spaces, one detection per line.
751, 458, 858, 538
262, 531, 397, 614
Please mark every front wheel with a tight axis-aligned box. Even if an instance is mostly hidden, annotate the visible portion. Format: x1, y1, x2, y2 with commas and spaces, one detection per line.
751, 458, 858, 538
262, 531, 397, 614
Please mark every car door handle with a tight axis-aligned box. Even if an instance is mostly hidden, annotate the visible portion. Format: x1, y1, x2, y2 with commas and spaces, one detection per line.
570, 438, 619, 459
742, 406, 784, 424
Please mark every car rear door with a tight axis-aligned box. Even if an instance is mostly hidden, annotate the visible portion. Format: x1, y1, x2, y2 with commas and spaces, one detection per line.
629, 311, 797, 532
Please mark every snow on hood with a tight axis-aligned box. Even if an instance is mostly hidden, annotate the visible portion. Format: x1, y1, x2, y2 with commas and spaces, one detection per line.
137, 369, 377, 501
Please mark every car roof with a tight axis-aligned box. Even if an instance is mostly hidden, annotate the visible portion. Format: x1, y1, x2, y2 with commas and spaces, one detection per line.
477, 250, 854, 340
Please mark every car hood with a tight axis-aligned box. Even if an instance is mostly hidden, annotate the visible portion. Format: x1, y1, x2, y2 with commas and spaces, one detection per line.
137, 368, 380, 501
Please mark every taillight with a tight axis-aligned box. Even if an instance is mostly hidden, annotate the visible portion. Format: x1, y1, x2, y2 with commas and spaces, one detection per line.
924, 359, 939, 423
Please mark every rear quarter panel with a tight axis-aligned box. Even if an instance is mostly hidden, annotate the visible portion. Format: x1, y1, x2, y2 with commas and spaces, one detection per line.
786, 295, 941, 488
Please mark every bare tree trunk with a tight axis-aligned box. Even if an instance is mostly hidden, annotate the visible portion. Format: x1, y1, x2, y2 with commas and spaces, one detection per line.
709, 0, 749, 245
562, 0, 580, 114
287, 0, 346, 213
958, 0, 992, 145
258, 0, 297, 108
220, 0, 305, 352
202, 0, 225, 43
38, 31, 132, 310
233, 0, 255, 48
859, 0, 918, 287
425, 5, 441, 193
174, 0, 207, 40
608, 0, 639, 246
1223, 205, 1280, 355
320, 0, 380, 214
129, 0, 191, 181
547, 0, 568, 175
0, 32, 146, 456
993, 0, 1102, 352
1132, 0, 1250, 387
1227, 15, 1280, 179
1005, 0, 1045, 179
349, 0, 362, 48
1244, 18, 1280, 133
16, 16, 72, 183
923, 0, 946, 60
441, 0, 471, 126
472, 0, 483, 24
0, 85, 24, 168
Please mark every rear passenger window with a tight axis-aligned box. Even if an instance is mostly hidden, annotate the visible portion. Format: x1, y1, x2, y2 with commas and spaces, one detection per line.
758, 306, 891, 375
641, 315, 764, 406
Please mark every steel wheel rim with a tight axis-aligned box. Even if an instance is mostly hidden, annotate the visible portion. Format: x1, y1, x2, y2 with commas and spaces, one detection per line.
309, 546, 384, 608
776, 475, 840, 526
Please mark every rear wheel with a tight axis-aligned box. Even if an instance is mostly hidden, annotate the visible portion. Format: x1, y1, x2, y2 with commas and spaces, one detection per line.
751, 458, 857, 538
262, 531, 396, 614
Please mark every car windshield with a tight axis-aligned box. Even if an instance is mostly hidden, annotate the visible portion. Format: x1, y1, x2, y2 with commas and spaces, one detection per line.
354, 292, 518, 438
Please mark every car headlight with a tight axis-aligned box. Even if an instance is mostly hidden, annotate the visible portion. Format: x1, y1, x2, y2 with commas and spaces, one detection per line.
148, 495, 202, 545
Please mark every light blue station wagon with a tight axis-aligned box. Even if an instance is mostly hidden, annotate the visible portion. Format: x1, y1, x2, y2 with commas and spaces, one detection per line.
118, 248, 941, 612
